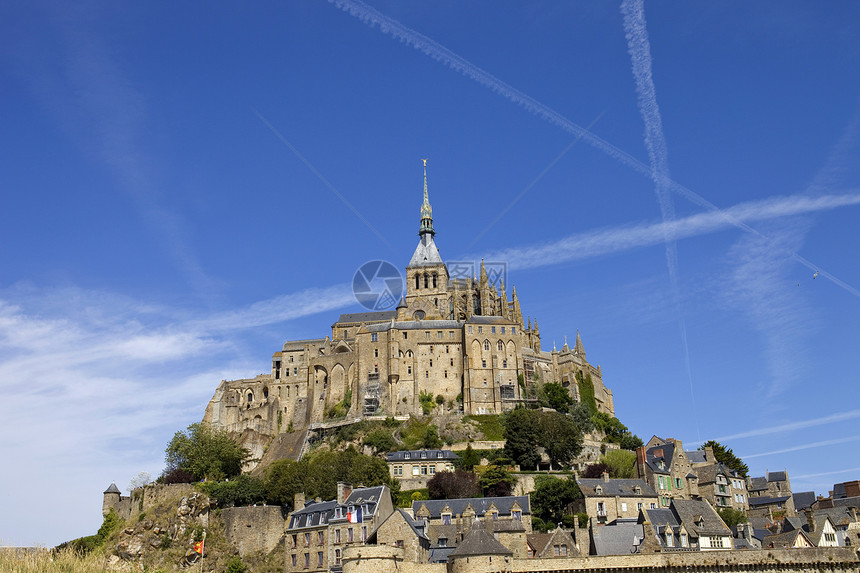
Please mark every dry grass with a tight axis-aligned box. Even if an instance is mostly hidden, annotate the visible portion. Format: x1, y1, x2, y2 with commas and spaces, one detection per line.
0, 547, 113, 573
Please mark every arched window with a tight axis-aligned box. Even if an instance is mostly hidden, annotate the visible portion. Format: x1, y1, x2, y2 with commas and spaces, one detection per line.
484, 341, 490, 351
263, 386, 269, 399
432, 273, 437, 288
415, 274, 420, 290
247, 392, 253, 403
497, 341, 504, 351
424, 273, 429, 288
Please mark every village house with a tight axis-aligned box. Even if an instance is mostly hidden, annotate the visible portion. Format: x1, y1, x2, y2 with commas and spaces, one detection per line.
385, 449, 458, 489
636, 437, 700, 506
643, 499, 733, 551
285, 484, 394, 573
574, 473, 658, 524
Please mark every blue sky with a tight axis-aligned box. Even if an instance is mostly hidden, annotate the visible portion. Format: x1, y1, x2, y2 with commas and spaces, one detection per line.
2, 1, 860, 547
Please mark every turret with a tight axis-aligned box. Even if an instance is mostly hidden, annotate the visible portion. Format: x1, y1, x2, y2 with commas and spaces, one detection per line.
574, 330, 585, 359
103, 482, 121, 516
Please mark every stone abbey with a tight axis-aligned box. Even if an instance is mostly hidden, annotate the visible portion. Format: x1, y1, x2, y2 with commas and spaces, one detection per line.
204, 165, 613, 439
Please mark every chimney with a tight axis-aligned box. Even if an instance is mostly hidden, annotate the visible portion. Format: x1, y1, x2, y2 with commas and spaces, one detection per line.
294, 493, 305, 512
636, 446, 647, 478
844, 480, 860, 498
337, 482, 353, 505
704, 446, 715, 463
805, 509, 816, 533
602, 471, 610, 482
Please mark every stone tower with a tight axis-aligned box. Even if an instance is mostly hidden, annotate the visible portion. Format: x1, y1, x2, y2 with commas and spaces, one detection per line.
404, 160, 449, 320
103, 482, 121, 516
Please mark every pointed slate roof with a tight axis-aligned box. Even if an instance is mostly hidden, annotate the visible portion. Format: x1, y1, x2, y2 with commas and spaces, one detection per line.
409, 234, 443, 267
104, 483, 121, 494
449, 523, 513, 557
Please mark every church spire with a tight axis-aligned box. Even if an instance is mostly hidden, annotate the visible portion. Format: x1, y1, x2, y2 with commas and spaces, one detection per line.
419, 159, 434, 237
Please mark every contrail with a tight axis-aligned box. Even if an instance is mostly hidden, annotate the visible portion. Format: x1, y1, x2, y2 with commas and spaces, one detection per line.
742, 436, 860, 460
253, 108, 392, 249
621, 0, 699, 439
327, 0, 860, 298
691, 408, 860, 444
477, 191, 860, 274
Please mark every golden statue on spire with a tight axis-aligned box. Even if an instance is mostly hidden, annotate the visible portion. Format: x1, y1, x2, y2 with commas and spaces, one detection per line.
422, 158, 428, 167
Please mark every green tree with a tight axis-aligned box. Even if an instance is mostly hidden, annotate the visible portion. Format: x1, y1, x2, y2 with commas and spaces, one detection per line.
531, 475, 581, 524
699, 440, 749, 478
165, 423, 249, 482
542, 382, 574, 413
569, 402, 595, 433
601, 449, 637, 478
539, 411, 583, 469
363, 429, 397, 453
479, 464, 516, 497
717, 507, 749, 528
503, 408, 542, 469
592, 412, 643, 451
460, 443, 480, 471
201, 474, 266, 508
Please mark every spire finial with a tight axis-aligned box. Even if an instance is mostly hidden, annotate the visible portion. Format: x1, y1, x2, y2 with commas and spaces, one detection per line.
419, 159, 434, 236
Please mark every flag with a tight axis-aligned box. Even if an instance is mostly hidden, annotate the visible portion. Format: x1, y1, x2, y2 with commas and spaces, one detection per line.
347, 507, 362, 523
194, 541, 204, 554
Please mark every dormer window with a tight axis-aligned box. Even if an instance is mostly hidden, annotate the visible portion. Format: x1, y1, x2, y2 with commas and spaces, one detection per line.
404, 453, 411, 459
437, 452, 443, 458
595, 485, 603, 495
634, 485, 642, 495
421, 452, 427, 459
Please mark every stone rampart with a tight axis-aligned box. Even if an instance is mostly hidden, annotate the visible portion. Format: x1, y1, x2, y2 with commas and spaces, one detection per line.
343, 546, 858, 573
221, 505, 286, 556
109, 483, 195, 521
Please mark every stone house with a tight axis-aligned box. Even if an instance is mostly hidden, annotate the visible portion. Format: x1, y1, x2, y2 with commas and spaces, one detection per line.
636, 437, 700, 506
690, 461, 748, 512
747, 470, 795, 516
413, 496, 531, 559
643, 499, 733, 551
386, 449, 458, 489
763, 528, 814, 549
574, 474, 658, 524
526, 527, 580, 558
783, 510, 841, 547
285, 484, 394, 573
366, 508, 430, 563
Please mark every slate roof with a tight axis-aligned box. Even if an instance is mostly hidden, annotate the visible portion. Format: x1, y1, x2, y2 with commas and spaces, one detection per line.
409, 235, 444, 267
812, 507, 855, 528
832, 496, 860, 510
686, 450, 708, 464
591, 522, 644, 555
413, 496, 530, 519
793, 491, 816, 511
448, 523, 513, 557
104, 483, 121, 494
387, 449, 459, 462
768, 471, 788, 482
366, 320, 462, 332
335, 311, 397, 324
465, 315, 516, 325
748, 495, 790, 507
428, 547, 456, 563
576, 478, 657, 498
281, 338, 327, 351
287, 485, 389, 530
747, 477, 769, 492
643, 443, 675, 475
671, 499, 732, 537
763, 529, 810, 548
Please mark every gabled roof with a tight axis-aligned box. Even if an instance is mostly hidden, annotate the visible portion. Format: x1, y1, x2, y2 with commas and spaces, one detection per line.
763, 529, 812, 548
386, 449, 459, 462
747, 477, 768, 492
591, 521, 644, 555
686, 450, 708, 464
577, 478, 657, 498
413, 496, 529, 518
748, 495, 790, 507
449, 523, 512, 557
792, 491, 816, 511
526, 528, 578, 557
368, 509, 429, 543
643, 443, 675, 475
670, 499, 731, 537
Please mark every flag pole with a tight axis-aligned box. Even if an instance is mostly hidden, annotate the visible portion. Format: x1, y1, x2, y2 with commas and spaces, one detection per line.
199, 529, 206, 573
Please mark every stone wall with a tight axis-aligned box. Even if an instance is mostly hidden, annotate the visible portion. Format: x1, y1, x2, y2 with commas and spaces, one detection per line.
221, 505, 286, 557
108, 483, 195, 521
342, 546, 859, 573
